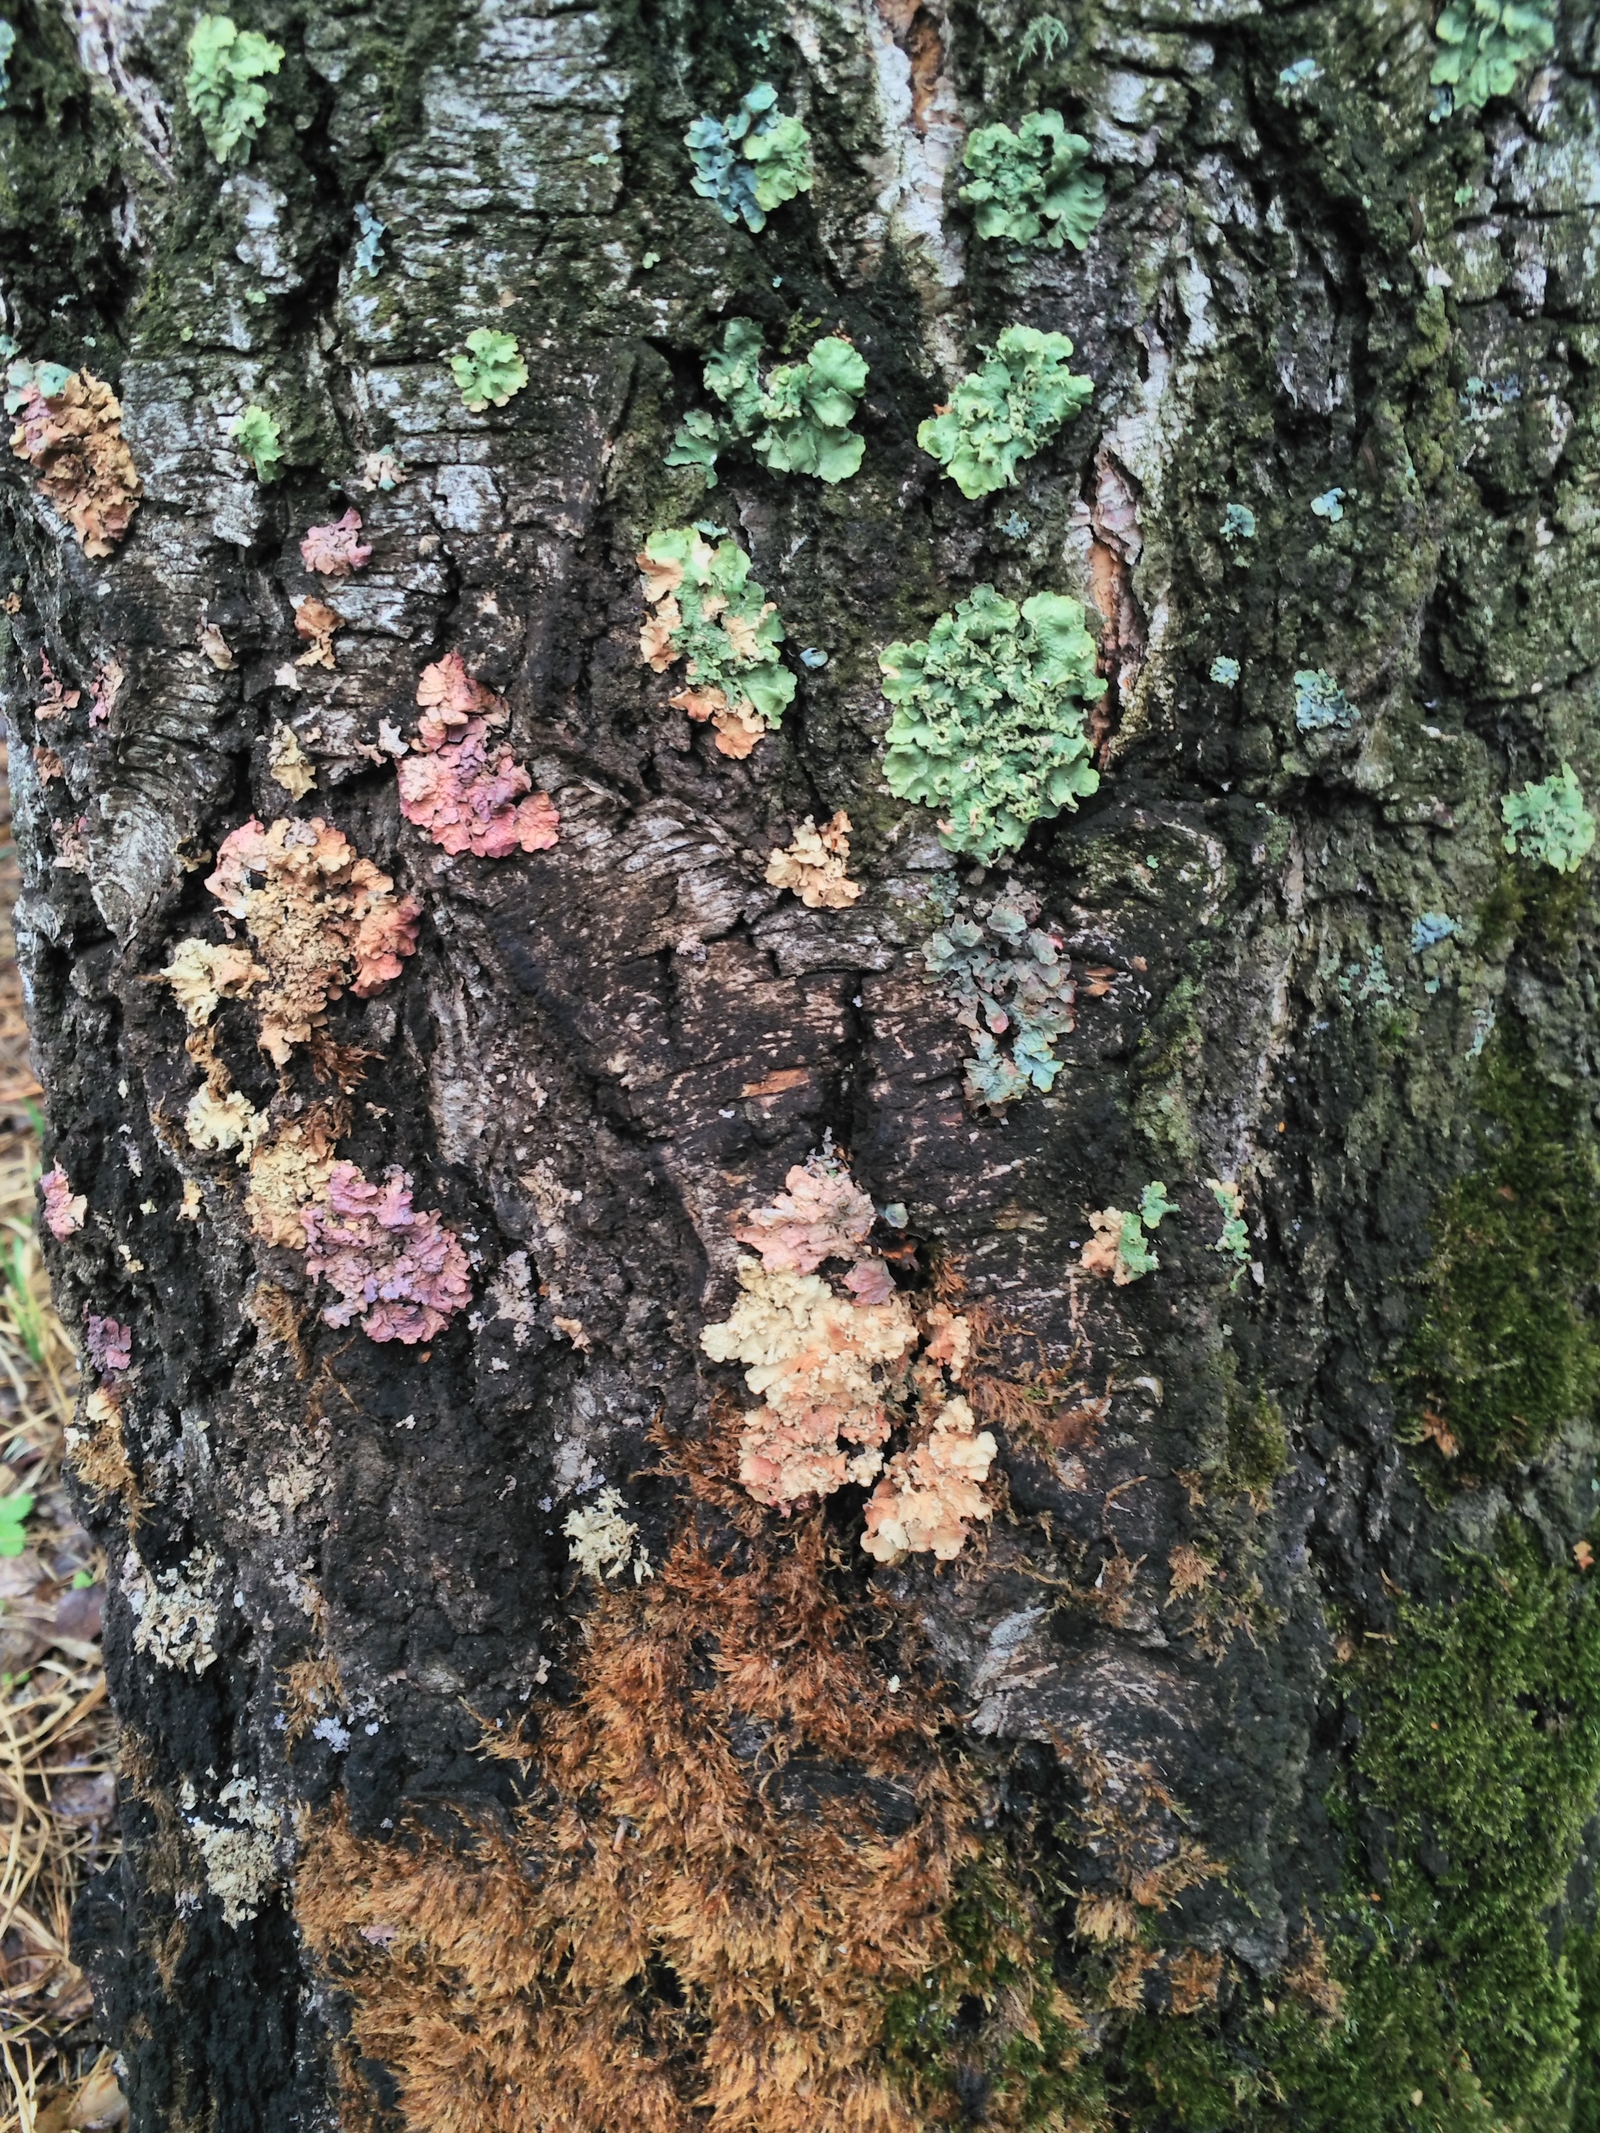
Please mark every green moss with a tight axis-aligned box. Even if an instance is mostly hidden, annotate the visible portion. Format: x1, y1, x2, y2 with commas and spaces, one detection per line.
1223, 1389, 1289, 1498
1130, 974, 1204, 1169
1106, 1517, 1600, 2131
1398, 1034, 1600, 1471
884, 1843, 1106, 2129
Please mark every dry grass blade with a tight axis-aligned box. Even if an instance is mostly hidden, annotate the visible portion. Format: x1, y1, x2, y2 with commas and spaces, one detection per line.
0, 742, 118, 2133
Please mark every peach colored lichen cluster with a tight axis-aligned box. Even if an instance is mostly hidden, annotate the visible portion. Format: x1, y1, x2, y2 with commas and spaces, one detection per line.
10, 370, 142, 557
764, 811, 862, 910
301, 1160, 471, 1344
41, 1163, 86, 1238
702, 1150, 995, 1558
202, 816, 421, 1064
396, 653, 560, 858
299, 509, 372, 576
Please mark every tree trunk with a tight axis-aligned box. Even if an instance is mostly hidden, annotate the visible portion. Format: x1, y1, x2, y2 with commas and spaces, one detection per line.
9, 0, 1600, 2125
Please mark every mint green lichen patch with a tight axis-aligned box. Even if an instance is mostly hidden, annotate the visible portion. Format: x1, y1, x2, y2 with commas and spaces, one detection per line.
667, 320, 867, 488
922, 883, 1075, 1108
450, 329, 527, 413
639, 527, 795, 750
1310, 487, 1345, 521
1220, 502, 1255, 543
958, 110, 1105, 251
4, 359, 73, 411
1293, 669, 1357, 732
229, 404, 283, 482
1209, 656, 1240, 687
1501, 763, 1596, 873
0, 20, 15, 109
1139, 1182, 1178, 1229
881, 586, 1104, 864
1430, 0, 1555, 119
917, 328, 1093, 501
685, 84, 812, 235
184, 15, 284, 165
1113, 1212, 1159, 1282
1209, 1180, 1249, 1281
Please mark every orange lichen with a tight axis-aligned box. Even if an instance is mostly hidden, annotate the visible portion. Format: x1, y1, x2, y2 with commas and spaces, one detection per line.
294, 597, 342, 669
860, 1394, 997, 1564
9, 369, 141, 557
205, 817, 420, 1064
765, 811, 862, 909
296, 1512, 1092, 2133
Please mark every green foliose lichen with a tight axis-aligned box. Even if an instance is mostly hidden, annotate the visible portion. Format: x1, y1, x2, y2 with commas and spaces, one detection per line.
881, 586, 1104, 864
1502, 765, 1597, 875
639, 526, 796, 746
184, 14, 284, 165
666, 319, 867, 487
450, 328, 527, 413
958, 109, 1105, 251
229, 403, 283, 482
1430, 0, 1555, 118
918, 328, 1093, 501
684, 83, 812, 234
1398, 1034, 1600, 1472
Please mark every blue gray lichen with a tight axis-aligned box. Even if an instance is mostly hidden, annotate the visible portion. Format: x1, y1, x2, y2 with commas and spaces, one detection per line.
1293, 668, 1357, 732
685, 84, 812, 234
922, 883, 1075, 1108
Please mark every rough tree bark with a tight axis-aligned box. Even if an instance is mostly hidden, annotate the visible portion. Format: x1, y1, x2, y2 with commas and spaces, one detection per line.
7, 0, 1600, 2125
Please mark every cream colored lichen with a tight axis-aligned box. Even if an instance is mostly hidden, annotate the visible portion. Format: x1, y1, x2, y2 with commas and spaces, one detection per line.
182, 1774, 279, 1927
563, 1487, 653, 1583
185, 1083, 264, 1158
268, 722, 317, 798
123, 1545, 221, 1674
860, 1394, 997, 1563
764, 811, 862, 909
700, 1259, 917, 1508
159, 938, 266, 1028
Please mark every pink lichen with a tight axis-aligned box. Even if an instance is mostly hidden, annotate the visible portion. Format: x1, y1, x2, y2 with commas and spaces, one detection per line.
35, 653, 80, 723
731, 1143, 878, 1274
86, 1315, 132, 1375
89, 657, 124, 728
299, 509, 372, 577
10, 370, 141, 558
205, 817, 421, 1064
397, 655, 559, 859
41, 1163, 86, 1238
414, 652, 506, 748
300, 1161, 472, 1344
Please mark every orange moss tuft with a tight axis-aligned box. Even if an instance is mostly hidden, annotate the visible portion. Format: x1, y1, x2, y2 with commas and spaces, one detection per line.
297, 1520, 1095, 2132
